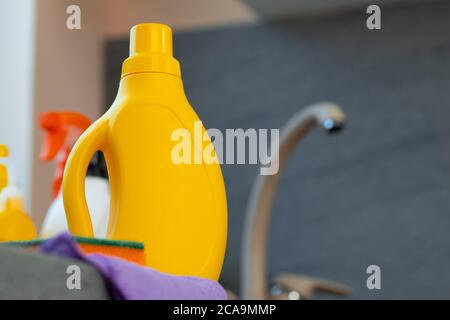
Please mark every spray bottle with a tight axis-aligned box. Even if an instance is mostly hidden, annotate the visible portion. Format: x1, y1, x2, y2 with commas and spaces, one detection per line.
39, 112, 110, 238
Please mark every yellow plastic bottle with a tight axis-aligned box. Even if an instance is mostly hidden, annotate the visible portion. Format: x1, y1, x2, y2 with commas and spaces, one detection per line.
0, 145, 37, 242
63, 23, 227, 280
0, 187, 37, 242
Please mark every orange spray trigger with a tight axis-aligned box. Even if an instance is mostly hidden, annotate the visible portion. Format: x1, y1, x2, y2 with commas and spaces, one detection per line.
39, 112, 92, 198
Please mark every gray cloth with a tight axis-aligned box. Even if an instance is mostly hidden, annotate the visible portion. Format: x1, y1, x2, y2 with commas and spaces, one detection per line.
0, 245, 110, 299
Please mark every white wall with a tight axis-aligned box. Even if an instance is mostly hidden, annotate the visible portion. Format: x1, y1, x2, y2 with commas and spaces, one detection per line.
100, 0, 258, 37
0, 0, 36, 211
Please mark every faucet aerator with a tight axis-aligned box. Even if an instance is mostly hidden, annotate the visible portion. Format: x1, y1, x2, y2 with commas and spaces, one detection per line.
322, 119, 345, 133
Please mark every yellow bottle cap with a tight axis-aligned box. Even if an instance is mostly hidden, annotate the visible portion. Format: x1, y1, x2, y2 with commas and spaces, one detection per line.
130, 23, 173, 56
122, 23, 181, 78
0, 145, 9, 158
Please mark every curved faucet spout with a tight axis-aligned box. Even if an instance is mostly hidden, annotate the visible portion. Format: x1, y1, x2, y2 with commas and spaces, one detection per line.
241, 102, 346, 300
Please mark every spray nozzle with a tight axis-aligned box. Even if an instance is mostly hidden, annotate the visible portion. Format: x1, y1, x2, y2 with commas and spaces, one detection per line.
39, 112, 92, 161
0, 145, 8, 158
0, 144, 10, 192
39, 112, 92, 198
0, 145, 23, 211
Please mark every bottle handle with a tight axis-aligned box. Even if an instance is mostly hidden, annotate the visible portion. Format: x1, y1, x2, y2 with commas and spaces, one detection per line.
62, 121, 108, 237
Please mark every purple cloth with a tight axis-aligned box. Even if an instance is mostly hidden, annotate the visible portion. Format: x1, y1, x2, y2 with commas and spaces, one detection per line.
39, 233, 227, 300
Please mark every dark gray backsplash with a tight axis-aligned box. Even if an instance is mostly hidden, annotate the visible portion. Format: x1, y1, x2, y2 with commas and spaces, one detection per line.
105, 1, 450, 298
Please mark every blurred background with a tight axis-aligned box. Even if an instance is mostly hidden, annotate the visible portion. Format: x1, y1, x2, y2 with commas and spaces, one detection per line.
1, 0, 450, 298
